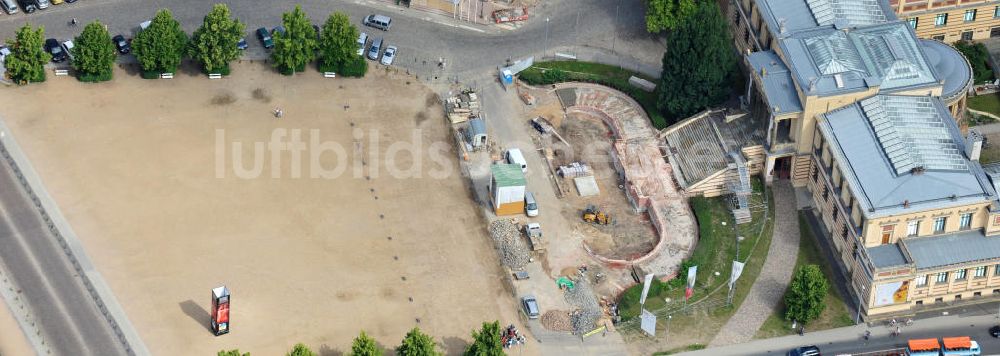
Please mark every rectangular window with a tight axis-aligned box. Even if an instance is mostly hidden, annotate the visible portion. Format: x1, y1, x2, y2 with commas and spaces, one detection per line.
822, 186, 829, 201
933, 34, 946, 41
995, 264, 1000, 276
965, 9, 977, 22
881, 225, 894, 244
908, 17, 918, 29
935, 297, 944, 303
956, 269, 967, 280
975, 266, 987, 278
936, 13, 948, 27
832, 206, 839, 222
915, 275, 928, 286
937, 272, 949, 283
934, 217, 947, 233
956, 294, 963, 300
996, 6, 1000, 18
960, 213, 973, 230
975, 291, 982, 297
841, 224, 849, 239
962, 31, 973, 41
812, 166, 818, 182
907, 220, 920, 237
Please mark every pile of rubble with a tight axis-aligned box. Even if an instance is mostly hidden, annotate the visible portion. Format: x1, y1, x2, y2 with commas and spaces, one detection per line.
564, 276, 602, 334
487, 219, 530, 269
540, 310, 573, 332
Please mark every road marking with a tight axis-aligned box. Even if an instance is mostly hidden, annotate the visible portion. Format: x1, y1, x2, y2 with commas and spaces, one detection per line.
0, 192, 92, 355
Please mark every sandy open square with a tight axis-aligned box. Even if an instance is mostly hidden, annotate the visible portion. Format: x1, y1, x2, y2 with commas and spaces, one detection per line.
0, 63, 533, 355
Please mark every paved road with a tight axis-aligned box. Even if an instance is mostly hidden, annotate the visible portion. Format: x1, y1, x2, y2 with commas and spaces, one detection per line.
0, 0, 661, 81
0, 150, 126, 355
684, 303, 1000, 355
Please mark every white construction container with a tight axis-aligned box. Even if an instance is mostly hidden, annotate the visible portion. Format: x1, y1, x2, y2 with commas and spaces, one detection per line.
490, 164, 526, 216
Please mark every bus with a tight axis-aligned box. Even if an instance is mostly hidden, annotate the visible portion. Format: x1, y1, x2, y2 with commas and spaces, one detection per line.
907, 338, 941, 356
941, 336, 980, 356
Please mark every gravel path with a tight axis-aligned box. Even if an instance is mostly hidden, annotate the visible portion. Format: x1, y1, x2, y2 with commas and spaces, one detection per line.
709, 180, 800, 346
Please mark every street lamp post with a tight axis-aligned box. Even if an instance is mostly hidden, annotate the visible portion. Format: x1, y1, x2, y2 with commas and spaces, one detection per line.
544, 17, 550, 58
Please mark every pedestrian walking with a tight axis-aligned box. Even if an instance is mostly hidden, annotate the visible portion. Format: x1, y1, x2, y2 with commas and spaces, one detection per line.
798, 326, 804, 336
864, 330, 871, 341
896, 326, 901, 336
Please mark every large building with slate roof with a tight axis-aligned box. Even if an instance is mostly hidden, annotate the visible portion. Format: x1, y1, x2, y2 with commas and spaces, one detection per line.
719, 0, 1000, 318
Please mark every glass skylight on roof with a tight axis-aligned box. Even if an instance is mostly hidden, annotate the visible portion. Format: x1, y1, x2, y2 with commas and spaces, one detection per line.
860, 96, 967, 175
805, 0, 887, 27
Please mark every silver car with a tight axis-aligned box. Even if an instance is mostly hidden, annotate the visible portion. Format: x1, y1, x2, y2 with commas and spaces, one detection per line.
521, 295, 539, 319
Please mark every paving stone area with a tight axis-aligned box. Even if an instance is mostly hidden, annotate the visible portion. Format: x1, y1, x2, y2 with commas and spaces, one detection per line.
709, 180, 800, 346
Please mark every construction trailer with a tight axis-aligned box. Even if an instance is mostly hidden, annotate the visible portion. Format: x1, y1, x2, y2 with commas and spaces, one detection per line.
211, 286, 230, 336
490, 164, 526, 216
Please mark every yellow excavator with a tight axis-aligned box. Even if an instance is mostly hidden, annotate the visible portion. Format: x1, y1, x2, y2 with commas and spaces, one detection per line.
582, 205, 612, 225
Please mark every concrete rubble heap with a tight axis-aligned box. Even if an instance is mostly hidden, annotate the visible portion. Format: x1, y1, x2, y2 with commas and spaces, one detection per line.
564, 277, 601, 335
487, 219, 531, 269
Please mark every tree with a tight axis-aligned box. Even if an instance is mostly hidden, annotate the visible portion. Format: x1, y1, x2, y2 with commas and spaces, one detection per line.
217, 350, 249, 356
350, 330, 383, 356
4, 24, 50, 84
955, 40, 994, 84
656, 1, 735, 123
784, 265, 829, 324
395, 327, 441, 356
317, 11, 359, 74
71, 21, 116, 82
287, 343, 316, 356
645, 0, 697, 33
188, 3, 245, 75
132, 9, 188, 76
465, 321, 504, 356
272, 5, 317, 75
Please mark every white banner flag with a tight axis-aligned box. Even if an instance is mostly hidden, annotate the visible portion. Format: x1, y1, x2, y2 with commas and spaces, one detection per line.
639, 273, 655, 305
729, 261, 745, 290
640, 309, 657, 336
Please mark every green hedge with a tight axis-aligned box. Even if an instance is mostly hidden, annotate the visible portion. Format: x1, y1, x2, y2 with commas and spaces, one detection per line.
77, 71, 112, 83
205, 64, 231, 76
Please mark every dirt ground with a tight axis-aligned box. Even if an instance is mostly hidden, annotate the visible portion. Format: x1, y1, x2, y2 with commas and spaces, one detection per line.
551, 114, 658, 260
0, 62, 534, 355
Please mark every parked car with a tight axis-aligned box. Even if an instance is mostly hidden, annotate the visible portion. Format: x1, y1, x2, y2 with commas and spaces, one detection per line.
521, 295, 540, 319
363, 14, 392, 31
271, 26, 285, 37
356, 32, 368, 56
112, 35, 130, 54
61, 40, 73, 60
237, 38, 248, 50
14, 0, 33, 13
1, 0, 19, 14
786, 345, 820, 356
32, 0, 48, 8
49, 0, 60, 5
367, 37, 382, 61
256, 27, 273, 49
990, 325, 1000, 338
65, 0, 75, 3
44, 38, 66, 62
0, 46, 10, 62
380, 45, 396, 66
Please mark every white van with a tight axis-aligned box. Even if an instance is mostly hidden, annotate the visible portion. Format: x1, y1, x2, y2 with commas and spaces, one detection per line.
525, 192, 538, 217
506, 148, 527, 172
364, 14, 392, 31
1, 0, 19, 14
356, 32, 368, 56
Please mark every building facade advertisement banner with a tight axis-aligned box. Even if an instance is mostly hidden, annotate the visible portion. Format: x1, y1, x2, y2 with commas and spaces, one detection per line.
874, 280, 910, 307
639, 273, 655, 306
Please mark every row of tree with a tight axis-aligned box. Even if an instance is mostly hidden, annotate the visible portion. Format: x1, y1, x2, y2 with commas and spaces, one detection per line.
219, 321, 507, 356
3, 4, 366, 84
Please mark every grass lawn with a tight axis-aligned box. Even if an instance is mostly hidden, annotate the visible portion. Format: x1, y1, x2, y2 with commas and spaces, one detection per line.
969, 94, 1000, 118
618, 178, 776, 348
518, 61, 668, 129
754, 213, 854, 338
652, 344, 707, 355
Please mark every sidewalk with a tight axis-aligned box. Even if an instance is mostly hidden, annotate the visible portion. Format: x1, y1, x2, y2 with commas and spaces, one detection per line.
681, 309, 1000, 356
710, 181, 800, 346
